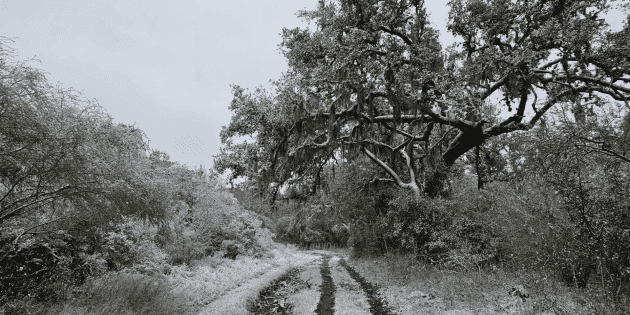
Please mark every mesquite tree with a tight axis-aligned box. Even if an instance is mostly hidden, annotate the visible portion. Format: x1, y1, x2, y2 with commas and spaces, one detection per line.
0, 37, 169, 231
215, 0, 630, 199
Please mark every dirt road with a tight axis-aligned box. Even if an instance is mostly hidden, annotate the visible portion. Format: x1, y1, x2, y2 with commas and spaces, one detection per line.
249, 250, 397, 315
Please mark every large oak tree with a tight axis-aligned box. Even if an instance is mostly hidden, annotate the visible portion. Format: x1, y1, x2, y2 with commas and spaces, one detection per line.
216, 0, 630, 199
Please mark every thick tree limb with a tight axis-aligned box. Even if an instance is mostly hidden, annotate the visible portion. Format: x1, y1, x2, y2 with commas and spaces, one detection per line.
372, 114, 433, 123
379, 26, 413, 46
399, 144, 417, 186
362, 147, 403, 185
442, 122, 487, 166
541, 75, 630, 94
359, 139, 394, 151
480, 74, 510, 100
362, 147, 420, 197
588, 86, 630, 101
484, 88, 588, 136
537, 58, 564, 70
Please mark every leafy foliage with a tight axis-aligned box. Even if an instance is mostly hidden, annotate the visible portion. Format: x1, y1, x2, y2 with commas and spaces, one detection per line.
0, 231, 90, 302
519, 103, 630, 291
0, 36, 280, 310
217, 0, 630, 200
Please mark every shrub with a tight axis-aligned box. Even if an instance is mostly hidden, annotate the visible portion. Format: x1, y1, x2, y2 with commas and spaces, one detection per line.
163, 227, 210, 266
162, 196, 276, 265
0, 232, 88, 302
221, 240, 240, 260
272, 200, 349, 249
346, 177, 511, 270
348, 220, 387, 257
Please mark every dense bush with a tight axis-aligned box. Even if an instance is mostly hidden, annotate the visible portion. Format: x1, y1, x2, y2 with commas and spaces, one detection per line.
0, 232, 91, 302
0, 215, 175, 304
548, 162, 630, 292
449, 177, 566, 270
161, 179, 276, 265
274, 201, 350, 248
348, 182, 501, 270
494, 104, 630, 292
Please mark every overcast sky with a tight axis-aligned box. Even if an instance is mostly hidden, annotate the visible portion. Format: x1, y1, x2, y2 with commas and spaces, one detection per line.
0, 1, 626, 168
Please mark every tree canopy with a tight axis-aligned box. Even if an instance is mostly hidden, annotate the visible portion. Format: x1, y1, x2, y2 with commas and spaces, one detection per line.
216, 0, 630, 199
0, 36, 167, 232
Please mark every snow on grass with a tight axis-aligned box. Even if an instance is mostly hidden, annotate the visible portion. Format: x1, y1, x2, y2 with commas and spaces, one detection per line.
167, 247, 294, 309
346, 252, 629, 315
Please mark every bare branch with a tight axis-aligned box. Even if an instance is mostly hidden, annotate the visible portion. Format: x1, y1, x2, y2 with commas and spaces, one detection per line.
537, 58, 563, 70
0, 185, 75, 223
13, 215, 77, 246
575, 143, 630, 165
362, 147, 404, 185
485, 88, 587, 135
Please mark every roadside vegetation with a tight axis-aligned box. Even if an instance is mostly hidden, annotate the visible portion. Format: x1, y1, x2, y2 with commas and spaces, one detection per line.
347, 252, 630, 314
0, 36, 296, 315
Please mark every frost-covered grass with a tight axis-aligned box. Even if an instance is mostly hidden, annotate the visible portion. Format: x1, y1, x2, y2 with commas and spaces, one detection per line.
347, 252, 630, 315
167, 248, 291, 309
3, 246, 299, 315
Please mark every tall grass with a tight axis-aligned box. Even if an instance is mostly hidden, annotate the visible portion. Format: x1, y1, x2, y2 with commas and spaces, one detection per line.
347, 252, 630, 315
2, 272, 187, 315
47, 273, 188, 315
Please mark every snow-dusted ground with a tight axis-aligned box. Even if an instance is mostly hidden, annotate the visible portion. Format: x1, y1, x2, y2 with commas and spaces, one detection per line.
226, 249, 396, 315
197, 251, 318, 315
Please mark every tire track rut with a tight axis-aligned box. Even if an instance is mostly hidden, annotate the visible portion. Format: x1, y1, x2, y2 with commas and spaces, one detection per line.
315, 254, 335, 315
248, 251, 397, 315
340, 258, 397, 315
